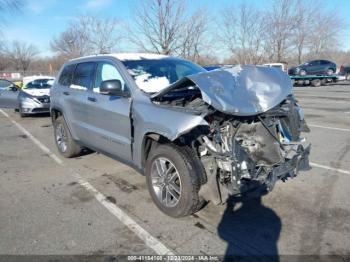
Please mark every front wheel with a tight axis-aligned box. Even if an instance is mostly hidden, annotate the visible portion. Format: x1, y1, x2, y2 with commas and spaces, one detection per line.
299, 69, 307, 76
19, 105, 26, 118
145, 144, 205, 218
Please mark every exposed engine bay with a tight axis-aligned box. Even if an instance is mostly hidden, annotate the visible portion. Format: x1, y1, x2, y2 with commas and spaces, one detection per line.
151, 66, 311, 204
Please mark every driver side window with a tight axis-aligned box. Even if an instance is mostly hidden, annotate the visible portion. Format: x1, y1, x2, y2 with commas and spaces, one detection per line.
94, 62, 126, 93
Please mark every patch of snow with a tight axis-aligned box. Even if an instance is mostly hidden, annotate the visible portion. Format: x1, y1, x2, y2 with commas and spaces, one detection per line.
112, 53, 169, 61
69, 53, 169, 62
134, 73, 170, 93
70, 84, 87, 90
224, 65, 243, 77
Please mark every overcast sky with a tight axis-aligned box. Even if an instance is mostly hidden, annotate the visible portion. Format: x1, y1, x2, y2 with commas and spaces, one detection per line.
1, 0, 349, 57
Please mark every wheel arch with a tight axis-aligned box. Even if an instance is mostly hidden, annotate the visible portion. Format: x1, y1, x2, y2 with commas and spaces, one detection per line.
141, 132, 170, 169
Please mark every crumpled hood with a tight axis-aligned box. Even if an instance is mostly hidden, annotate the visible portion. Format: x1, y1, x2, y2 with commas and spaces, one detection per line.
152, 65, 293, 116
22, 88, 50, 97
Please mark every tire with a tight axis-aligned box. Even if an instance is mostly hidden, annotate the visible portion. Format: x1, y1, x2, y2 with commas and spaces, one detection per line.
145, 143, 206, 218
311, 79, 321, 87
326, 68, 334, 75
53, 116, 81, 158
299, 69, 306, 76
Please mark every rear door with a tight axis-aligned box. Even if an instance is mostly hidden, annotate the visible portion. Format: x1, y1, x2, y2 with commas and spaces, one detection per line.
0, 79, 19, 108
306, 61, 320, 74
55, 63, 95, 144
84, 60, 132, 162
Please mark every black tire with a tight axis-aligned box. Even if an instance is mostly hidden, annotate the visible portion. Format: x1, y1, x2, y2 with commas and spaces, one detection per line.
19, 105, 26, 118
311, 79, 321, 87
53, 116, 81, 158
145, 143, 206, 218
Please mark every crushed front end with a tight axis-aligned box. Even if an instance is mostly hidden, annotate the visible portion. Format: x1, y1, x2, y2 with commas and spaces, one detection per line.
151, 65, 311, 204
197, 95, 310, 204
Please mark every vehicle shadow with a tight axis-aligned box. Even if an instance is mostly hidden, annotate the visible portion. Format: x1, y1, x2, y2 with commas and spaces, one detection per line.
217, 191, 281, 262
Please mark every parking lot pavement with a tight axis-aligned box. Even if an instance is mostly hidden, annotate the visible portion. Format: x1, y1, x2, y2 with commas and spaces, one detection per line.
0, 83, 350, 257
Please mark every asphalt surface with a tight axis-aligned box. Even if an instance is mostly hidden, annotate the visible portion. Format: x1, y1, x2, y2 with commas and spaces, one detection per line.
0, 83, 350, 257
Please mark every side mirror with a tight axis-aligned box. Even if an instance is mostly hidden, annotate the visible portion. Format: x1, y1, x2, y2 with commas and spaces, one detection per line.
100, 80, 129, 97
10, 85, 19, 92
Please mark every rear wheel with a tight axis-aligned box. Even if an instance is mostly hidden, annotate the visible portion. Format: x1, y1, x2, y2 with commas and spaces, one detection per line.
54, 116, 81, 158
145, 144, 205, 217
311, 79, 321, 87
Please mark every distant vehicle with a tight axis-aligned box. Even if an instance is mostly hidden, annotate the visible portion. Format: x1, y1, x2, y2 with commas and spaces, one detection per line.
22, 75, 53, 87
18, 77, 54, 117
339, 65, 350, 80
288, 60, 336, 76
264, 63, 288, 72
0, 79, 20, 108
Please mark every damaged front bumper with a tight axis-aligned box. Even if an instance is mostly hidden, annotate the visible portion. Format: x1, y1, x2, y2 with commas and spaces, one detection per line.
197, 96, 311, 205
264, 141, 311, 191
199, 140, 311, 205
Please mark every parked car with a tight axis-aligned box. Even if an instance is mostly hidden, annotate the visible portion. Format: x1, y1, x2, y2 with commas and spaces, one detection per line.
264, 62, 288, 72
0, 79, 20, 108
50, 53, 310, 218
17, 77, 54, 117
288, 60, 336, 76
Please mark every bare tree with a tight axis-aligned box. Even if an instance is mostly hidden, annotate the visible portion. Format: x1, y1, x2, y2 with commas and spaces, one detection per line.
51, 26, 90, 58
179, 8, 210, 62
51, 15, 122, 58
307, 9, 343, 56
78, 16, 122, 54
129, 0, 186, 55
219, 4, 265, 64
292, 0, 310, 64
263, 0, 297, 62
0, 0, 21, 12
5, 41, 39, 72
0, 0, 23, 40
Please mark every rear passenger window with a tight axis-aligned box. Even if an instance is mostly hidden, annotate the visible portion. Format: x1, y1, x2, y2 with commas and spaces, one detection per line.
58, 64, 75, 86
72, 62, 95, 90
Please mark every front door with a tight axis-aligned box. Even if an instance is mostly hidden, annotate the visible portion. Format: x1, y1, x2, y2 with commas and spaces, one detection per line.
85, 61, 132, 162
0, 79, 19, 108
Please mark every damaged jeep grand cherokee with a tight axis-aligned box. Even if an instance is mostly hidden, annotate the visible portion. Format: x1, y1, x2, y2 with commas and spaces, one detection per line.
51, 53, 310, 218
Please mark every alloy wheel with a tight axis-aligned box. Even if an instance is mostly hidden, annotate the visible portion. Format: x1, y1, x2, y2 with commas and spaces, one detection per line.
56, 123, 68, 153
150, 157, 182, 207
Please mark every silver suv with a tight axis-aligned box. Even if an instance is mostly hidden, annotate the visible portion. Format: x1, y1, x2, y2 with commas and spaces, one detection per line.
51, 53, 310, 217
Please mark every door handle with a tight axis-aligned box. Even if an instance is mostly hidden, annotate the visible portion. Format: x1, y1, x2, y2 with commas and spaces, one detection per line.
63, 91, 70, 95
87, 97, 96, 102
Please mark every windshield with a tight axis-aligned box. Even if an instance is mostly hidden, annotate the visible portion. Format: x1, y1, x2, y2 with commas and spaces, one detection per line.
122, 58, 206, 93
24, 79, 54, 89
